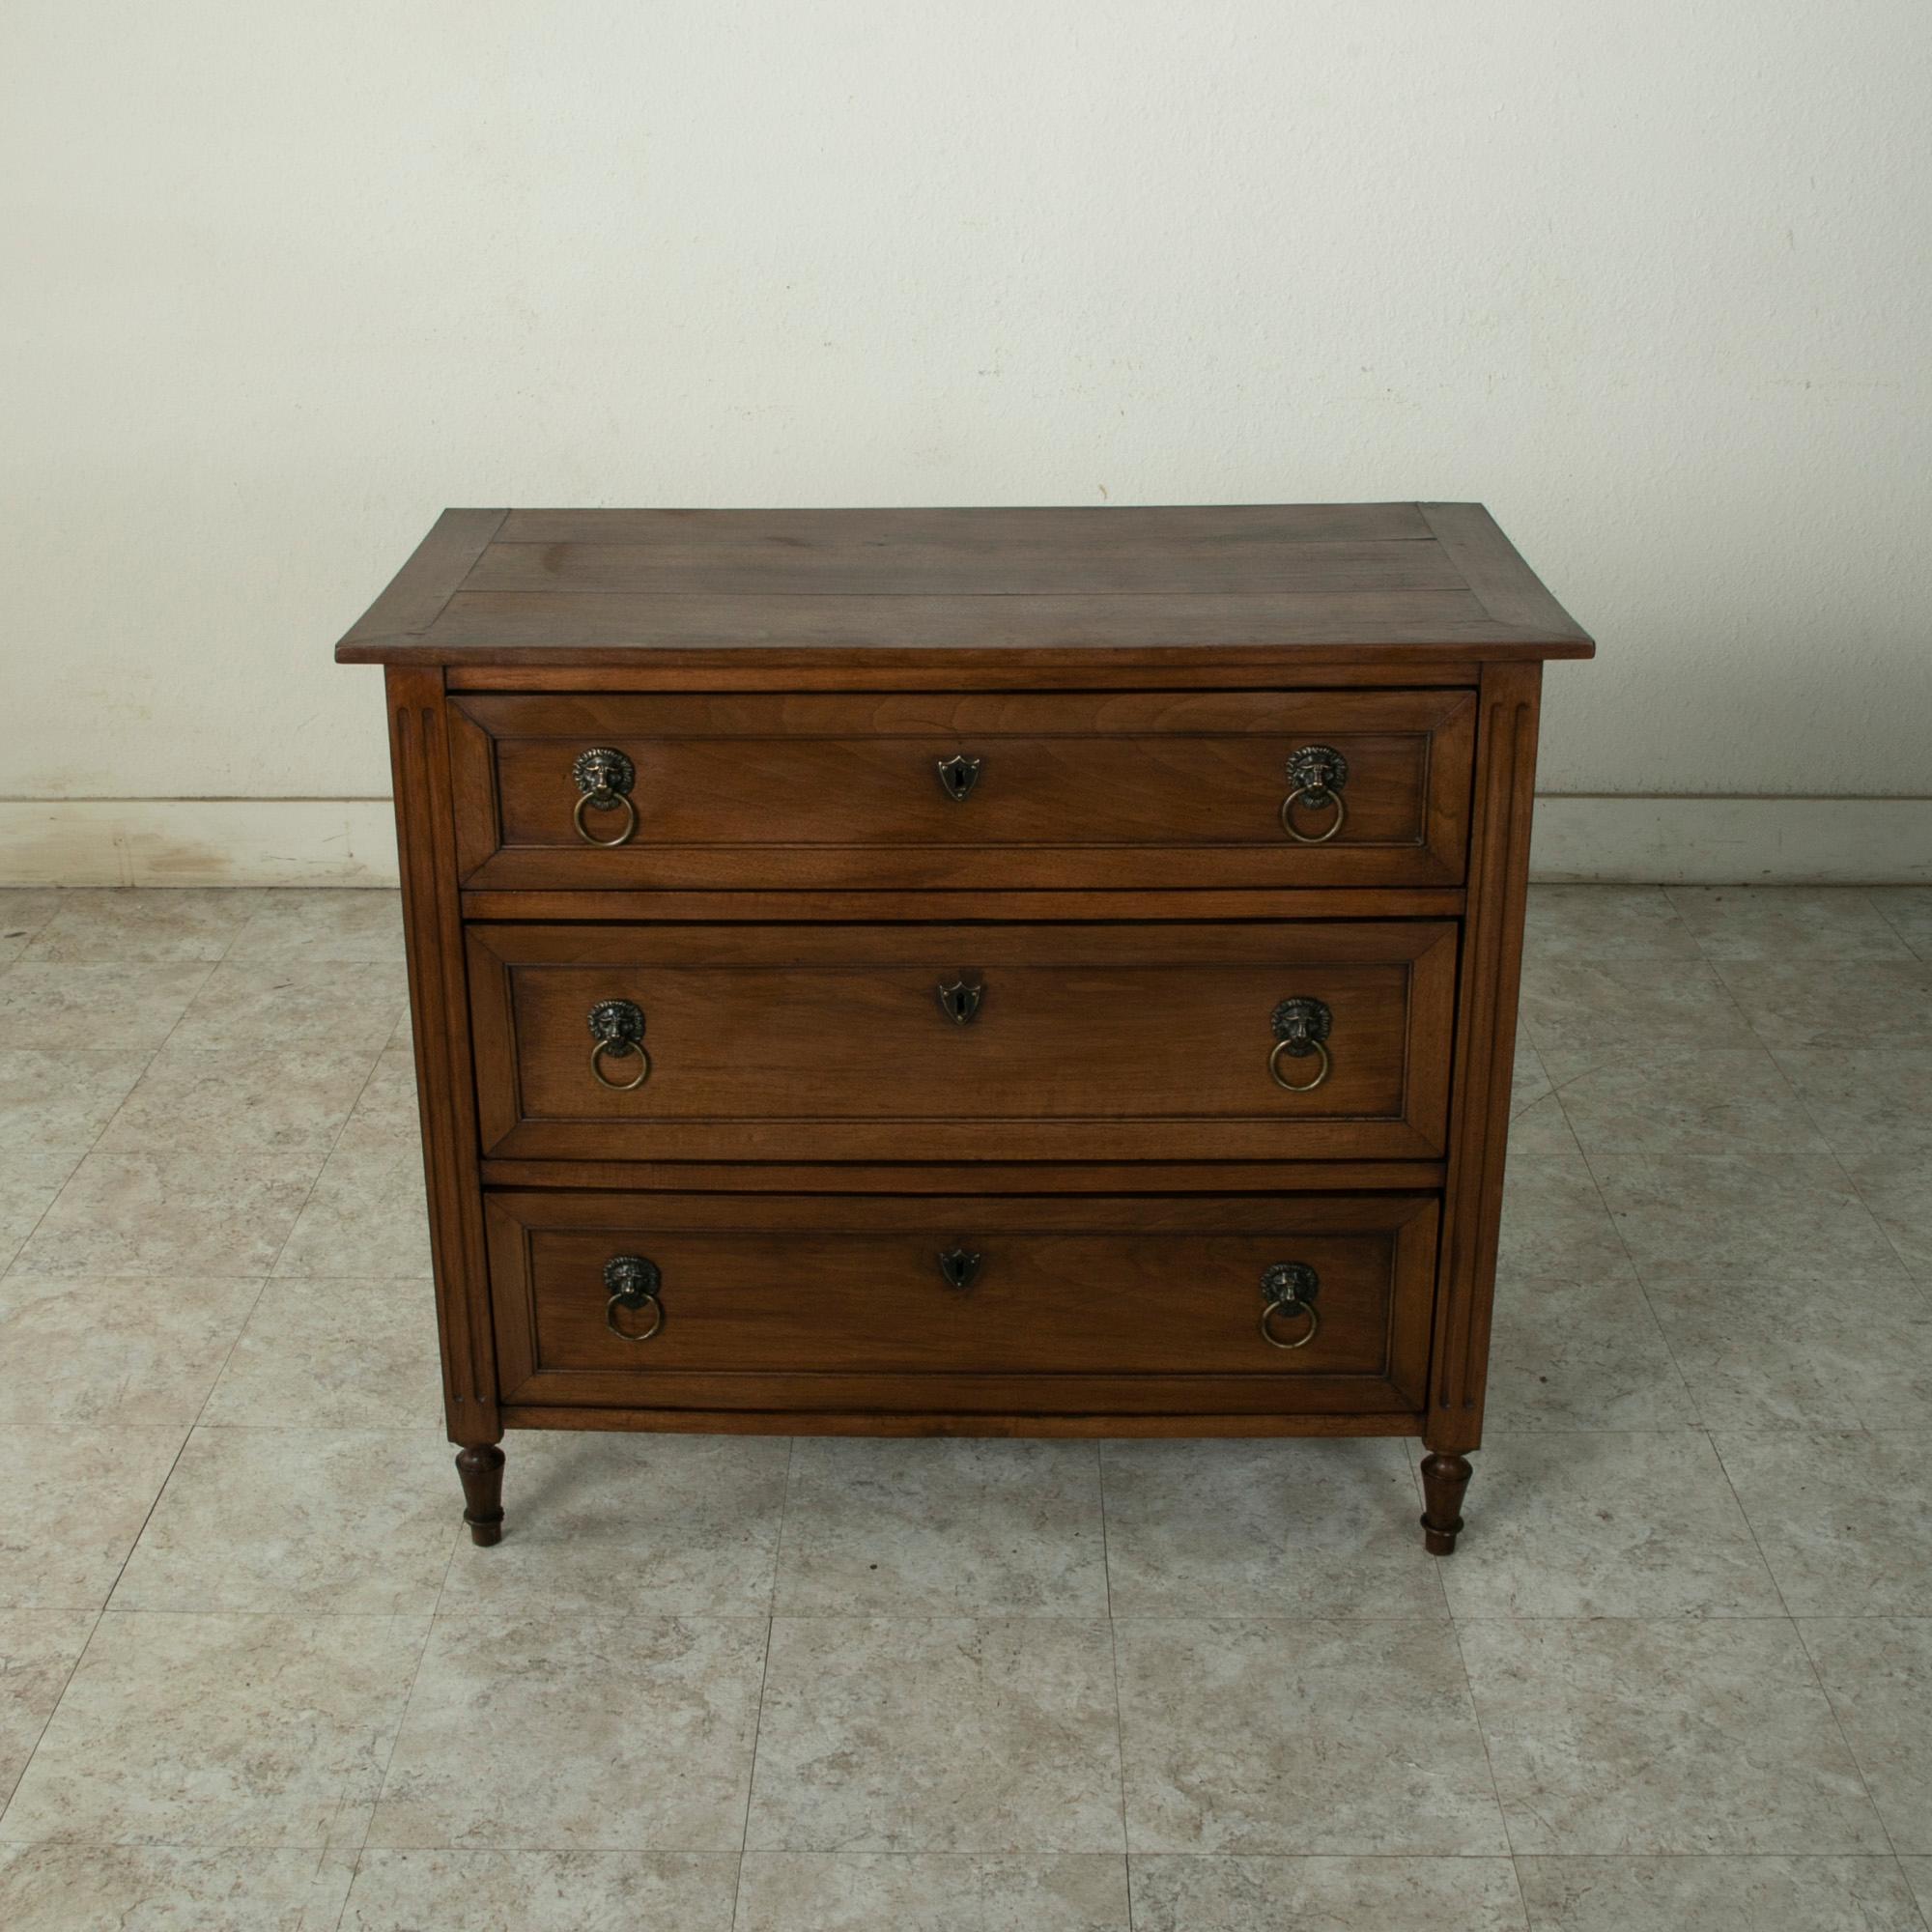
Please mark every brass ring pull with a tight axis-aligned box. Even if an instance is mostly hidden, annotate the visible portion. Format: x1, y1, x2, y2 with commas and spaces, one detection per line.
587, 999, 649, 1091
606, 1291, 664, 1342
1267, 1035, 1331, 1092
574, 788, 638, 847
571, 748, 638, 847
1280, 745, 1349, 845
1259, 1261, 1321, 1350
1279, 785, 1347, 844
603, 1254, 663, 1342
1267, 996, 1333, 1094
590, 1037, 650, 1091
1260, 1298, 1321, 1349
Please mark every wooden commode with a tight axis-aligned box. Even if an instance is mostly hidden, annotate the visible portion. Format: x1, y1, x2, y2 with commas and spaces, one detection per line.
337, 504, 1591, 1552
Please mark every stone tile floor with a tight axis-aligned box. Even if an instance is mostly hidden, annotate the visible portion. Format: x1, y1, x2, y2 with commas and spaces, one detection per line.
0, 885, 1927, 1929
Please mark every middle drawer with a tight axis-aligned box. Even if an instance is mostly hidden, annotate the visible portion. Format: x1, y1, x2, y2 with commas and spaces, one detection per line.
467, 920, 1457, 1163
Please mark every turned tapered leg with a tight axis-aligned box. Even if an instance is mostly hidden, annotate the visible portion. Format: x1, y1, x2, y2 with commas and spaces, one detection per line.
1420, 1451, 1472, 1555
455, 1443, 505, 1547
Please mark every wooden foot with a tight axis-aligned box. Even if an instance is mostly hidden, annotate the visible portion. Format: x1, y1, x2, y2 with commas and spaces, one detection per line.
1420, 1451, 1472, 1555
455, 1443, 505, 1547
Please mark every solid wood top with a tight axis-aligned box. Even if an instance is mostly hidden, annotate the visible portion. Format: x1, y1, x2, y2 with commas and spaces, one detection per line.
335, 503, 1592, 668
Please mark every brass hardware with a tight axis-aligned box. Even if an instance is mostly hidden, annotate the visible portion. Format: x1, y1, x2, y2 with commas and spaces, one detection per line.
572, 747, 638, 846
935, 753, 982, 802
936, 974, 985, 1026
587, 998, 650, 1091
1259, 1260, 1321, 1350
1280, 744, 1349, 843
603, 1253, 664, 1342
1267, 996, 1333, 1093
936, 1245, 983, 1291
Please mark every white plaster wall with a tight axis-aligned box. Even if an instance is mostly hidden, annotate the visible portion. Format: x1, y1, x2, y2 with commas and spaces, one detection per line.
3, 1, 1928, 813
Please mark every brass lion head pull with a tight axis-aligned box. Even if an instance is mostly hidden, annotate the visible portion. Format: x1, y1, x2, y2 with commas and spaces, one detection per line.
603, 1253, 663, 1342
1281, 744, 1349, 844
587, 999, 650, 1091
1267, 997, 1332, 1094
1259, 1260, 1321, 1350
572, 747, 638, 846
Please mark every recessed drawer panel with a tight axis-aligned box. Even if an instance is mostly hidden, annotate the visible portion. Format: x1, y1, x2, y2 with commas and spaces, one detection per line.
486, 1190, 1438, 1417
449, 690, 1475, 890
466, 921, 1457, 1164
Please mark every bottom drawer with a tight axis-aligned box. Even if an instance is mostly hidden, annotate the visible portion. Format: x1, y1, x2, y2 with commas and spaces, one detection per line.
486, 1191, 1437, 1418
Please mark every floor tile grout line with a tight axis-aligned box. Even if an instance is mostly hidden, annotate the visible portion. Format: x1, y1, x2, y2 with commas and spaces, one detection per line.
309, 1840, 355, 1932
1559, 988, 1917, 1431
1566, 1115, 1903, 1305
1501, 1853, 1537, 1927
1104, 1618, 1136, 1880
75, 1411, 202, 1615
168, 1276, 279, 1440
256, 1007, 401, 1286
0, 1605, 897, 1629
0, 911, 421, 1853
7, 1843, 1932, 1863
0, 890, 317, 1276
1704, 1417, 1908, 1852
0, 955, 199, 1277
1906, 1860, 1932, 1932
421, 1449, 472, 1623
0, 1604, 103, 1842
212, 892, 264, 966
0, 1399, 203, 1840
767, 1435, 797, 1620
1536, 1078, 1650, 1296
727, 1436, 796, 1922
1447, 1609, 1925, 1622
1665, 884, 1920, 969
1787, 1613, 1908, 1864
1706, 944, 1932, 1066
91, 1266, 282, 1614
1095, 1441, 1116, 1623
1868, 887, 1932, 965
1702, 1426, 1802, 1618
1442, 1617, 1517, 1860
1817, 1148, 1928, 1305
1767, 1042, 1931, 1321
733, 1612, 780, 1882
0, 885, 66, 950
31, 1603, 1927, 1622
357, 1609, 444, 1862
1095, 1443, 1136, 1894
1620, 1263, 1717, 1435
1522, 1038, 1594, 1109
1691, 953, 1778, 1049
1902, 1853, 1932, 1932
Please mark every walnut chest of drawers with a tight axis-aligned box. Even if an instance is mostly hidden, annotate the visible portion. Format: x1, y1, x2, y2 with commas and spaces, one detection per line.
337, 503, 1592, 1551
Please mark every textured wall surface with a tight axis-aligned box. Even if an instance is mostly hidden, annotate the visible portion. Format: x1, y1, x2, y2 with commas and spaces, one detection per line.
3, 1, 1927, 805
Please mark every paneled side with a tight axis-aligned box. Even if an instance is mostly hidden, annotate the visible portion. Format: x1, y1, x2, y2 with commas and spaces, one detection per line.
1426, 659, 1542, 1449
386, 665, 501, 1445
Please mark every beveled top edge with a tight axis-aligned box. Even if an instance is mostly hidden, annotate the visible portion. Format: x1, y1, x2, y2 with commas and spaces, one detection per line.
334, 503, 1593, 664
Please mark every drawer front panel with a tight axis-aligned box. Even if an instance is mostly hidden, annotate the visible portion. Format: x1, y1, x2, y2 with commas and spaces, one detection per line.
450, 690, 1475, 890
468, 921, 1457, 1163
487, 1191, 1437, 1415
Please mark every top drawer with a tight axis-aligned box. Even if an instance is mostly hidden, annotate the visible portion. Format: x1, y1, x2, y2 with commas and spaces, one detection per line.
448, 690, 1475, 891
